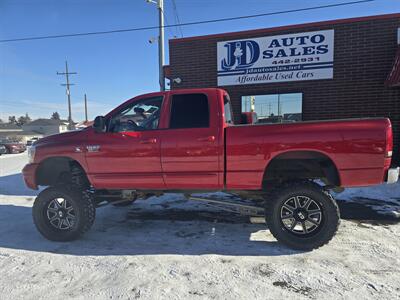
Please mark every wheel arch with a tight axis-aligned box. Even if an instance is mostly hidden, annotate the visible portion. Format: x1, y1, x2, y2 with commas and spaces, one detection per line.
35, 156, 89, 187
262, 150, 341, 188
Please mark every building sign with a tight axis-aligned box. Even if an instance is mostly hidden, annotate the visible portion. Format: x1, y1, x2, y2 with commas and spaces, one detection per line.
217, 30, 334, 86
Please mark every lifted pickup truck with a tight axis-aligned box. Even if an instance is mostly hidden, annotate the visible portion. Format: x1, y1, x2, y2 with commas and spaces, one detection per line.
23, 88, 398, 250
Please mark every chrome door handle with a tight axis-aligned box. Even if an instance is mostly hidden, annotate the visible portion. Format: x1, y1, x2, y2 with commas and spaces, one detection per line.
197, 136, 215, 142
140, 138, 157, 144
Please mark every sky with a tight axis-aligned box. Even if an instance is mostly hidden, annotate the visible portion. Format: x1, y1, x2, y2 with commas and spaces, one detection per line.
0, 0, 399, 122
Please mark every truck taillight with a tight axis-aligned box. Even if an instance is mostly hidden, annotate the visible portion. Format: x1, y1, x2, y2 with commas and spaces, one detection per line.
386, 121, 393, 158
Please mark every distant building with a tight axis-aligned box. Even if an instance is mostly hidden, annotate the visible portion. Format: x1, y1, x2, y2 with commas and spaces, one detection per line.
0, 119, 71, 143
0, 123, 41, 143
75, 120, 93, 129
22, 119, 69, 136
283, 113, 302, 122
0, 123, 22, 133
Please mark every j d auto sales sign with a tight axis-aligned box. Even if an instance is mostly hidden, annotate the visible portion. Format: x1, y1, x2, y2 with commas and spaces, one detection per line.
217, 30, 334, 86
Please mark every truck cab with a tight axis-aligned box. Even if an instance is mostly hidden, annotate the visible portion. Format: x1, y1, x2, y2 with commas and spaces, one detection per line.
86, 88, 227, 190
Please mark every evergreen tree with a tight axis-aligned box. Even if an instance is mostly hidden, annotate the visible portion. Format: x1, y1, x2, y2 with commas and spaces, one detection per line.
8, 116, 17, 124
51, 112, 60, 120
16, 113, 31, 126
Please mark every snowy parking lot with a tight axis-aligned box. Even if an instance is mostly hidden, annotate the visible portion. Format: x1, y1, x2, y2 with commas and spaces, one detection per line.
0, 153, 399, 299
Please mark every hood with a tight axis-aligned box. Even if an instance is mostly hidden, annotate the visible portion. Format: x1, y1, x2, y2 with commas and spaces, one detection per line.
34, 130, 85, 146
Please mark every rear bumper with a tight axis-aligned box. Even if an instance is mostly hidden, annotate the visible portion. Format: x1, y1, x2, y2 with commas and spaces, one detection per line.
386, 167, 399, 184
22, 163, 39, 190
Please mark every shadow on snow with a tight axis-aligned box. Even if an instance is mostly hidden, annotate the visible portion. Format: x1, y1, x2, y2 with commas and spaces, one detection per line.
0, 173, 40, 196
0, 196, 398, 256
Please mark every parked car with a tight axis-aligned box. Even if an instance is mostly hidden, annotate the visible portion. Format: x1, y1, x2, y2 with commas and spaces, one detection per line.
0, 139, 26, 154
0, 144, 7, 155
23, 88, 398, 250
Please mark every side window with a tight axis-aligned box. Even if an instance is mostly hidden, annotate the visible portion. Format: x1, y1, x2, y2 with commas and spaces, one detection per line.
108, 96, 163, 132
224, 95, 233, 125
169, 93, 209, 129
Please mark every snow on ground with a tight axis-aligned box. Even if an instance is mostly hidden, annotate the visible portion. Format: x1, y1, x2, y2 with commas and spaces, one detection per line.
0, 153, 399, 299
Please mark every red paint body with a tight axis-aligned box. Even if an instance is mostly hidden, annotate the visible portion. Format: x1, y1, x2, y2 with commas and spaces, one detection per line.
23, 88, 393, 191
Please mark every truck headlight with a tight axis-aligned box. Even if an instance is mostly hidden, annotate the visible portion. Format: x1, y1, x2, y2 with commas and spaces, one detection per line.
28, 145, 36, 163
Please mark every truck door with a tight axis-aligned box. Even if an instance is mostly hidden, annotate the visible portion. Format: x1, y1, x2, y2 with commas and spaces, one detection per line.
160, 91, 222, 189
85, 95, 166, 189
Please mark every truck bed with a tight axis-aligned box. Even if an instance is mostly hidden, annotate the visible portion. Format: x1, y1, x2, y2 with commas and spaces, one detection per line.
225, 118, 391, 189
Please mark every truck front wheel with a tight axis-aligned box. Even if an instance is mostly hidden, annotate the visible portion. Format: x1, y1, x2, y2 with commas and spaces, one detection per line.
32, 185, 95, 241
266, 182, 340, 250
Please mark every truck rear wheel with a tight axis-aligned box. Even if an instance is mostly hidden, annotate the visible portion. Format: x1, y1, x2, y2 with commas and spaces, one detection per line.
32, 185, 95, 241
265, 182, 340, 250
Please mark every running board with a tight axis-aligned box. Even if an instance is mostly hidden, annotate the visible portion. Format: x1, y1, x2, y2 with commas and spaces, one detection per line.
188, 196, 265, 217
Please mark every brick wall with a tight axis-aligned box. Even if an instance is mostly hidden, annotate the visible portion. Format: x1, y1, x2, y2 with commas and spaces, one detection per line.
169, 14, 400, 162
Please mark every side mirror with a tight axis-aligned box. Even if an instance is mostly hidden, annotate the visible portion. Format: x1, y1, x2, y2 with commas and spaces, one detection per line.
93, 116, 106, 133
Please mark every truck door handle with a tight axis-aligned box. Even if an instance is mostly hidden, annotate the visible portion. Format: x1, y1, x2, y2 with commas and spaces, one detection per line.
139, 138, 157, 144
197, 136, 215, 142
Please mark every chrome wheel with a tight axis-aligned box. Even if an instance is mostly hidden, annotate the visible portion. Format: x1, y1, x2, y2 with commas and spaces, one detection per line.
46, 198, 76, 230
280, 196, 322, 235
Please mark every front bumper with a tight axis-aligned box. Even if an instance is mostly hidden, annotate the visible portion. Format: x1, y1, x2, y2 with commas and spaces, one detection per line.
386, 167, 399, 184
22, 163, 39, 190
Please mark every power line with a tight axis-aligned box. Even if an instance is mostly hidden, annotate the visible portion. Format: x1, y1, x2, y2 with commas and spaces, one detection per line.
171, 0, 183, 38
0, 0, 374, 43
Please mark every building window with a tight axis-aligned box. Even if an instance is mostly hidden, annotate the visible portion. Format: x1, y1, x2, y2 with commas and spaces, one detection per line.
241, 93, 302, 123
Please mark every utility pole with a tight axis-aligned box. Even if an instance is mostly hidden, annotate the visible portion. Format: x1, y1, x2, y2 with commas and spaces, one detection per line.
147, 0, 165, 91
158, 0, 165, 91
57, 61, 77, 130
84, 94, 88, 122
250, 96, 255, 112
277, 94, 281, 117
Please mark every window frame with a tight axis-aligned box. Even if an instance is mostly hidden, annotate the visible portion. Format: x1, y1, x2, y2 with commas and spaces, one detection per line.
223, 94, 234, 125
167, 93, 211, 130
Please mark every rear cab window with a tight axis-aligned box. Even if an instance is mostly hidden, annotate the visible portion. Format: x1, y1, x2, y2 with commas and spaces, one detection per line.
169, 93, 210, 129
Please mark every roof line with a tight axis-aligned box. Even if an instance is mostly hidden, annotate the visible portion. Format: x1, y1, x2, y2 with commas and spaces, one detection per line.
169, 13, 400, 43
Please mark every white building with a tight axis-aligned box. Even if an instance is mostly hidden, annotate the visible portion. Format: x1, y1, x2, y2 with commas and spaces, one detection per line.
22, 119, 69, 136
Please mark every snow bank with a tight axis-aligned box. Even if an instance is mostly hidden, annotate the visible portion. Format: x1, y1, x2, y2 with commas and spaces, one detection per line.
0, 153, 400, 299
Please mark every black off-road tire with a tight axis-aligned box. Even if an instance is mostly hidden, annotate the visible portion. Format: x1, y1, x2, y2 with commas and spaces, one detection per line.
32, 185, 95, 241
265, 181, 340, 251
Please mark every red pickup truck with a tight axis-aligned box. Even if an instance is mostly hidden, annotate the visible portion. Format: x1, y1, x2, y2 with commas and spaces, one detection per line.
23, 88, 398, 250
